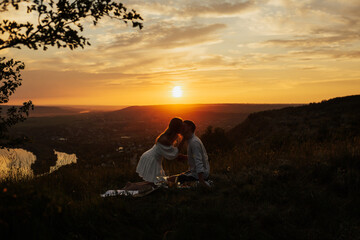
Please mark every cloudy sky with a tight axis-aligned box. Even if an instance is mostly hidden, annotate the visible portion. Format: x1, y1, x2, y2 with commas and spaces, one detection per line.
2, 0, 360, 105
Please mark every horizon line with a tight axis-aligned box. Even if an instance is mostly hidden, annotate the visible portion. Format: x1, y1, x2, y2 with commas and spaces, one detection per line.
2, 102, 308, 107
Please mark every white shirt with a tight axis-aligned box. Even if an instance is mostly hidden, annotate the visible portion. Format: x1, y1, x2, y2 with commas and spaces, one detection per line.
136, 143, 179, 183
187, 133, 210, 179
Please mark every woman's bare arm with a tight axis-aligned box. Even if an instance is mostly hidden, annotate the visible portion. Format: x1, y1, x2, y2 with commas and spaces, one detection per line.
177, 137, 185, 150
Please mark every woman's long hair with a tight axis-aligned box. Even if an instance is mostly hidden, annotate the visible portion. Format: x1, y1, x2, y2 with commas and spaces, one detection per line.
155, 117, 183, 144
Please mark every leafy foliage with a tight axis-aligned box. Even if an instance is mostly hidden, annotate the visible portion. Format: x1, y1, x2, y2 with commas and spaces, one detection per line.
0, 57, 33, 142
201, 125, 232, 155
0, 0, 143, 145
0, 0, 143, 51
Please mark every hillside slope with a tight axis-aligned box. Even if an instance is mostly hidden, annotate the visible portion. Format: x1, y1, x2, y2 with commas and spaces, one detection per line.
228, 95, 360, 146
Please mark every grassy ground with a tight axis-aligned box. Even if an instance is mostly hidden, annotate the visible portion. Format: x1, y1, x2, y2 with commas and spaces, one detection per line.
1, 138, 360, 239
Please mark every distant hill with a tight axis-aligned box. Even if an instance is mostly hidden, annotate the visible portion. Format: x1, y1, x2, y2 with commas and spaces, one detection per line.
105, 104, 301, 133
228, 95, 360, 146
1, 106, 82, 117
1, 105, 128, 117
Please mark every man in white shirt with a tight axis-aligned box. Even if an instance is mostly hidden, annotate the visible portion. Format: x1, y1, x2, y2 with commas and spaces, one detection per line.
176, 120, 210, 188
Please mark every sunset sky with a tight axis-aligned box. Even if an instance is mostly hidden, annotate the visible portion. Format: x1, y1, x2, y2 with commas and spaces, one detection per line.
2, 0, 360, 106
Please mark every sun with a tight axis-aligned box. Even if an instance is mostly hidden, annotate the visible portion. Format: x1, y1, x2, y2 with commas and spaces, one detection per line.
172, 86, 183, 98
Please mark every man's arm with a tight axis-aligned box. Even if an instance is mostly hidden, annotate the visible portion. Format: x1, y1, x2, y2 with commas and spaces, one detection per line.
192, 142, 205, 173
176, 153, 188, 162
191, 142, 210, 189
198, 172, 210, 189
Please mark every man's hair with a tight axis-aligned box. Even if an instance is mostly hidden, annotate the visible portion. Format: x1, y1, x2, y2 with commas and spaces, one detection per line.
184, 120, 196, 132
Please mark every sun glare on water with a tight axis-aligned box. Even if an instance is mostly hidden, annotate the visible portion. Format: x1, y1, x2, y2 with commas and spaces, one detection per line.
172, 86, 183, 98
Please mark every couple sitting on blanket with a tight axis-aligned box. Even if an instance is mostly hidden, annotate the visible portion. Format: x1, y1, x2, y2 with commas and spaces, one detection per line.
136, 117, 211, 189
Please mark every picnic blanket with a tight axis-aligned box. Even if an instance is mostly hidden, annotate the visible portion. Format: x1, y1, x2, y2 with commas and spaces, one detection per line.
100, 179, 214, 198
100, 181, 157, 198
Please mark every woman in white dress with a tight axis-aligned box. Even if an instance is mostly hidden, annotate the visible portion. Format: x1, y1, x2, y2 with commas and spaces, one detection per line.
136, 117, 184, 184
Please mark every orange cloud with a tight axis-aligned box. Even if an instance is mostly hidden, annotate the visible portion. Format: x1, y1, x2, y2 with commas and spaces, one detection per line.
2, 0, 360, 105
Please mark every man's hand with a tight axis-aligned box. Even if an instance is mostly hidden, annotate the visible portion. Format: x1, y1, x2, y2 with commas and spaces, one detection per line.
177, 154, 188, 162
177, 136, 186, 151
198, 172, 211, 189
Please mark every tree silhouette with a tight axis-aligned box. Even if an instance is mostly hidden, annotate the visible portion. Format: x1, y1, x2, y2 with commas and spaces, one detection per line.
0, 0, 143, 145
201, 126, 232, 155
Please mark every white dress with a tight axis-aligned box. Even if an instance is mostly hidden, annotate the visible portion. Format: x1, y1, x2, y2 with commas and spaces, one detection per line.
136, 142, 179, 183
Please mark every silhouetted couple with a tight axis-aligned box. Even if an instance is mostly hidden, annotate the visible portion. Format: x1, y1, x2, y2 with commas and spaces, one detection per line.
136, 117, 211, 188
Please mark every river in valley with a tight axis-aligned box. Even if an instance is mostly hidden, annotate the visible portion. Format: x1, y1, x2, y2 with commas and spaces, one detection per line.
0, 148, 77, 180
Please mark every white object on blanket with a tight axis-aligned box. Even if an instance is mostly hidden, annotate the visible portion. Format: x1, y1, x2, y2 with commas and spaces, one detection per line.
100, 189, 139, 197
